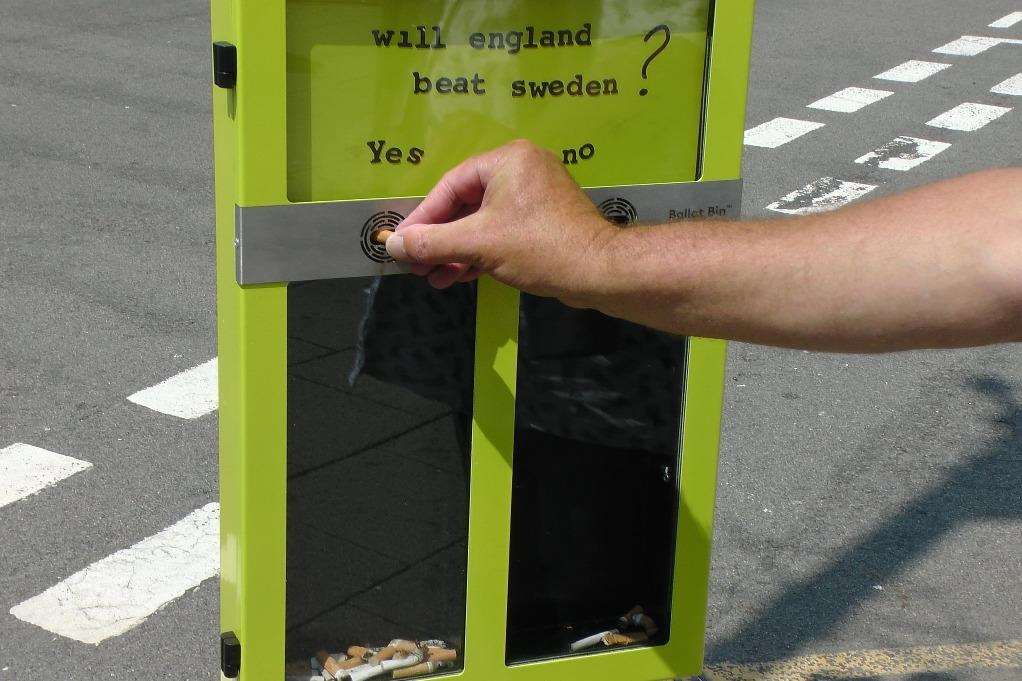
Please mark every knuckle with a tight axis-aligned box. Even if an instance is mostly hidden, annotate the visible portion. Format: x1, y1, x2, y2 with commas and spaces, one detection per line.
506, 138, 540, 160
406, 229, 430, 262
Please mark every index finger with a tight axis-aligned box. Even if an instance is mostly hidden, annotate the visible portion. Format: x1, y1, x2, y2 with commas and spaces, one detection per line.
400, 146, 505, 228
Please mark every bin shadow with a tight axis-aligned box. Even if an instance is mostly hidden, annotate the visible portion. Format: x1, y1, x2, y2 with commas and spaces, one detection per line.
703, 374, 1021, 666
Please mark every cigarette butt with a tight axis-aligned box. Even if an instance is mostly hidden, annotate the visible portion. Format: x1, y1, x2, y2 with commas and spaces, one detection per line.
425, 647, 457, 663
371, 639, 418, 663
392, 660, 452, 679
346, 646, 371, 661
337, 655, 366, 670
394, 640, 420, 654
336, 663, 372, 681
602, 631, 649, 646
370, 229, 394, 245
618, 606, 643, 629
316, 651, 349, 678
347, 665, 383, 681
322, 657, 349, 677
392, 661, 432, 679
639, 615, 659, 637
570, 630, 618, 652
381, 654, 423, 672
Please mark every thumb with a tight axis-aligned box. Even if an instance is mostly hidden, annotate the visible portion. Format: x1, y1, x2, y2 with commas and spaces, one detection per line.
386, 218, 482, 266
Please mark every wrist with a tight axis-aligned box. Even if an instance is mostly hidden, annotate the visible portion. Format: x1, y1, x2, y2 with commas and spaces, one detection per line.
557, 216, 630, 311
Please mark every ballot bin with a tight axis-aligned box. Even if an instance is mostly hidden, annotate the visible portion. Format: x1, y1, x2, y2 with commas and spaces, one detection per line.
213, 1, 754, 679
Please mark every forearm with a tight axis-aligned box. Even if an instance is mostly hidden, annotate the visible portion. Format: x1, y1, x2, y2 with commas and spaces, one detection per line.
589, 169, 1022, 352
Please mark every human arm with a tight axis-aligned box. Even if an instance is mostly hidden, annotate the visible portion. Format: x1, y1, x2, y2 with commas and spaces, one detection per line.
386, 140, 1022, 352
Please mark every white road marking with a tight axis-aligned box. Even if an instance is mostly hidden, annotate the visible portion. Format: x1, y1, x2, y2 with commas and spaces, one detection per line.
874, 60, 951, 83
744, 117, 825, 148
807, 86, 893, 113
933, 35, 1022, 55
0, 443, 92, 509
992, 73, 1022, 96
10, 503, 220, 645
767, 178, 877, 216
990, 12, 1022, 28
127, 358, 218, 419
927, 102, 1012, 131
855, 136, 951, 171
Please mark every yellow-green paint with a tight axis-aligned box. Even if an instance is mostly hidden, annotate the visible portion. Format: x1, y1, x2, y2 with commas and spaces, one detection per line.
213, 1, 754, 679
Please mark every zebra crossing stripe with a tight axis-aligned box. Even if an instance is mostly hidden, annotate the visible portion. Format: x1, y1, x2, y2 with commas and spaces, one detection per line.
807, 87, 893, 113
855, 136, 951, 171
874, 60, 951, 83
989, 12, 1022, 29
744, 118, 825, 148
127, 358, 218, 419
933, 35, 1022, 56
10, 503, 220, 644
927, 102, 1012, 131
0, 444, 92, 509
991, 73, 1022, 96
767, 178, 877, 216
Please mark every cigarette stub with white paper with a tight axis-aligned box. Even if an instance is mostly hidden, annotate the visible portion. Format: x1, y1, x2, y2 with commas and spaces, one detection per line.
289, 638, 458, 681
568, 605, 659, 653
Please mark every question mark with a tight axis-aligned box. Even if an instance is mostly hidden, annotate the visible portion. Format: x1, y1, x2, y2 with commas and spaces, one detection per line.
639, 24, 671, 96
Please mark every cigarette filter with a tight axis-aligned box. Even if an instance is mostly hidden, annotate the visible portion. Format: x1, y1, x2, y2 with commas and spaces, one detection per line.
370, 639, 419, 663
602, 631, 649, 646
337, 655, 366, 671
425, 646, 458, 662
619, 605, 644, 625
618, 605, 658, 636
370, 229, 394, 245
346, 646, 373, 660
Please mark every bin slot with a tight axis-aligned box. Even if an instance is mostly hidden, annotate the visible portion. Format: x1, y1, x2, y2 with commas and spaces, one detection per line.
505, 296, 686, 664
286, 276, 476, 679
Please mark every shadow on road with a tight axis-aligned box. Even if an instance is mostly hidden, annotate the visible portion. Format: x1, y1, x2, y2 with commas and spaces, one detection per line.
707, 375, 1021, 663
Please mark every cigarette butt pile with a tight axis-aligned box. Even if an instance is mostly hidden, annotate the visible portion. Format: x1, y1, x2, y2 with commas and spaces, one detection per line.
568, 605, 659, 653
290, 639, 458, 681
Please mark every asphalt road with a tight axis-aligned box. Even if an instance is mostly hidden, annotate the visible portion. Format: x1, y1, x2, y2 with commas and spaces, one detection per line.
1, 1, 1019, 680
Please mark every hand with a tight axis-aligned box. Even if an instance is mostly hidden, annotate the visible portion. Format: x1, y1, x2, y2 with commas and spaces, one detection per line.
386, 139, 617, 306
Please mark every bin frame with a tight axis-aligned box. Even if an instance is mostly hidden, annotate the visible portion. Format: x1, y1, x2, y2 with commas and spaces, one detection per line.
212, 1, 754, 678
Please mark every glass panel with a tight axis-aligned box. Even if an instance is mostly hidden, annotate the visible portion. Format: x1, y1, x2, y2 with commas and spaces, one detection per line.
506, 297, 687, 664
286, 0, 713, 203
286, 276, 476, 680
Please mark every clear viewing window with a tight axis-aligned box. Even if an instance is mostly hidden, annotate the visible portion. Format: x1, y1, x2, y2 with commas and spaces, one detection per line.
506, 296, 687, 664
285, 277, 476, 680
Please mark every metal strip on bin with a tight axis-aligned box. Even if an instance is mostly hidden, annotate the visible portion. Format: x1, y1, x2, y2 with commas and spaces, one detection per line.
234, 179, 742, 285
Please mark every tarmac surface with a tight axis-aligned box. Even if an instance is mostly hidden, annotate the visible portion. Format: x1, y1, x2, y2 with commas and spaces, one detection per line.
1, 1, 1019, 679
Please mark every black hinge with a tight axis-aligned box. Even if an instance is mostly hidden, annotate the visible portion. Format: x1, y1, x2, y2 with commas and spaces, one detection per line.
212, 41, 237, 89
221, 631, 241, 678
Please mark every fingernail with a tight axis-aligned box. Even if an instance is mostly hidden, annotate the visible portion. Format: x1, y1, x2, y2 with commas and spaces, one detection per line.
386, 233, 407, 261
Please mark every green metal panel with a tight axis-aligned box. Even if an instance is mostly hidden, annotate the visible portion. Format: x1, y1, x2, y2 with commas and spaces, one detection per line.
213, 1, 754, 679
